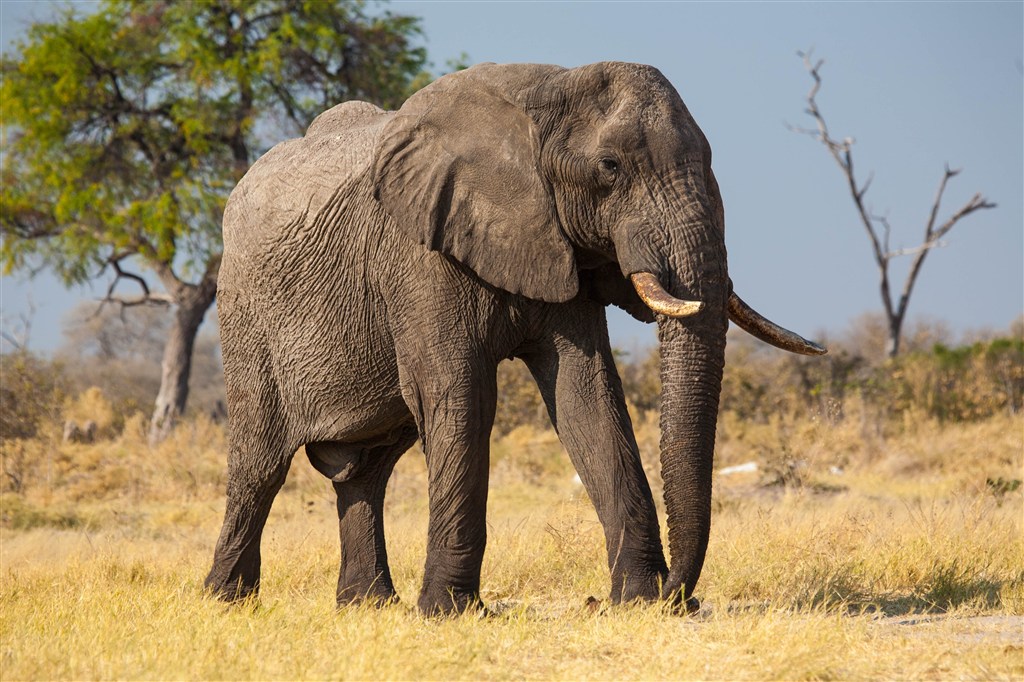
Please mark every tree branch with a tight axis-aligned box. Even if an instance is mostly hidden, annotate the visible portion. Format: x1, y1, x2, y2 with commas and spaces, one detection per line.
886, 240, 948, 259
151, 260, 187, 300
96, 256, 174, 314
793, 50, 996, 357
794, 50, 894, 322
0, 299, 35, 352
872, 212, 893, 257
894, 171, 996, 325
927, 166, 996, 242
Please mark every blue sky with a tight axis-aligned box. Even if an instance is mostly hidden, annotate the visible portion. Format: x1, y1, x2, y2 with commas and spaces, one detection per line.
2, 1, 1022, 353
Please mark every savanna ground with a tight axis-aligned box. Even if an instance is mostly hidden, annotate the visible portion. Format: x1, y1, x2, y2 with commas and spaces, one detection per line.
2, 384, 1022, 680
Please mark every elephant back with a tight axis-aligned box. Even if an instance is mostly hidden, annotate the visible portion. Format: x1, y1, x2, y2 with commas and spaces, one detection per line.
221, 101, 393, 260
306, 100, 386, 138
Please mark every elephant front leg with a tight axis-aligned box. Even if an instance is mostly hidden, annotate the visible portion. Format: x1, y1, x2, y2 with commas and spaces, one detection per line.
403, 364, 497, 616
523, 307, 668, 604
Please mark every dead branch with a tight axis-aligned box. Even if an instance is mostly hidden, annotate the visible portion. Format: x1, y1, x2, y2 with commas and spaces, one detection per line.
0, 329, 28, 352
792, 49, 996, 356
886, 240, 948, 259
927, 169, 997, 243
896, 170, 995, 330
0, 298, 35, 352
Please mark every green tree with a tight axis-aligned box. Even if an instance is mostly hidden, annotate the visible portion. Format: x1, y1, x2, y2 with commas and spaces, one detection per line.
2, 0, 429, 442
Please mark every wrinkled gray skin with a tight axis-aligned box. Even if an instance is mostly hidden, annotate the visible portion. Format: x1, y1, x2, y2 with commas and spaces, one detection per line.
205, 62, 804, 615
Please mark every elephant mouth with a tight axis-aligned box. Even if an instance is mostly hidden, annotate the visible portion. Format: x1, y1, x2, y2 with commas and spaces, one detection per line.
629, 271, 827, 356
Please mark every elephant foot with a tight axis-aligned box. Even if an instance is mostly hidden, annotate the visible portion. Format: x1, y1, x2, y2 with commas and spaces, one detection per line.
662, 595, 701, 615
416, 588, 485, 617
203, 571, 259, 603
614, 570, 665, 604
336, 581, 399, 609
603, 569, 702, 615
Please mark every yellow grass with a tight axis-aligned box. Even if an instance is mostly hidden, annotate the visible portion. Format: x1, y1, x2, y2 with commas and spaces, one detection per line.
2, 411, 1022, 680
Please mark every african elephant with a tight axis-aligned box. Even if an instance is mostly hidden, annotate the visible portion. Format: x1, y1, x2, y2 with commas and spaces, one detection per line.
204, 61, 825, 615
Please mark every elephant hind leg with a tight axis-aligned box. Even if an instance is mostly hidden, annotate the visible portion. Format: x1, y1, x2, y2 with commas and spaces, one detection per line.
204, 373, 294, 601
330, 424, 418, 606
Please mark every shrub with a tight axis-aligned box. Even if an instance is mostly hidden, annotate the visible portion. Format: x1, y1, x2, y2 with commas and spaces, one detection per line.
62, 387, 120, 440
494, 359, 548, 436
0, 351, 66, 442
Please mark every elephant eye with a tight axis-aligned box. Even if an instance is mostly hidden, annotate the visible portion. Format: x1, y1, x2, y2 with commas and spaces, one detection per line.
599, 158, 619, 174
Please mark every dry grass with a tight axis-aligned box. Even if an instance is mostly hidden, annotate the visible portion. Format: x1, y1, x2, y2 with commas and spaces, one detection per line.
1, 408, 1022, 680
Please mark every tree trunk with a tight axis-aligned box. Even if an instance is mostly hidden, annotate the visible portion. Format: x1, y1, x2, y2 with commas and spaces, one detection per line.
148, 280, 217, 445
886, 311, 904, 359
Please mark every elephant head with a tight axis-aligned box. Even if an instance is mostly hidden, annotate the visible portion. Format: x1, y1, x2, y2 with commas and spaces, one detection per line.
374, 62, 824, 603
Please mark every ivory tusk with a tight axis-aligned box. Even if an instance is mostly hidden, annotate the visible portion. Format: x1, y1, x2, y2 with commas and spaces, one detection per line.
728, 292, 827, 356
630, 272, 703, 318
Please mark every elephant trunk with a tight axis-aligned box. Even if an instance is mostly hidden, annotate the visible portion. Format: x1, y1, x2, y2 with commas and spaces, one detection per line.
655, 212, 728, 603
656, 310, 726, 605
619, 155, 823, 605
620, 232, 728, 607
617, 168, 729, 607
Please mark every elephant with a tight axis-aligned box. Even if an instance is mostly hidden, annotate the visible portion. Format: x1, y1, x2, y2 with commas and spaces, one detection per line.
204, 61, 825, 615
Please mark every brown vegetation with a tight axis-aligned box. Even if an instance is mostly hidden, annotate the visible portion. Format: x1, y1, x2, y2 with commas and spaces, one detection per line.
494, 314, 1024, 435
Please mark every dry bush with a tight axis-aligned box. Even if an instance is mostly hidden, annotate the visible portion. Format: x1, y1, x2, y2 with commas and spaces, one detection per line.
0, 351, 67, 443
56, 302, 226, 422
0, 351, 67, 493
493, 359, 548, 435
840, 312, 956, 365
63, 386, 119, 439
0, 403, 228, 513
885, 338, 1024, 420
618, 345, 661, 414
491, 425, 571, 488
693, 318, 1021, 432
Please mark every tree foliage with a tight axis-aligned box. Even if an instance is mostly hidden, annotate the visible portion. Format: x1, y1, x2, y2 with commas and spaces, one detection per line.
1, 0, 430, 437
2, 0, 428, 286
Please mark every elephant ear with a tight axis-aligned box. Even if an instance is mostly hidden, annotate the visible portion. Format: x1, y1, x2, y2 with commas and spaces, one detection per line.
373, 65, 578, 303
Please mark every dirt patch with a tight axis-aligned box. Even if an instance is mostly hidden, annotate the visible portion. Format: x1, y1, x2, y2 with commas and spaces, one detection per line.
877, 614, 1023, 646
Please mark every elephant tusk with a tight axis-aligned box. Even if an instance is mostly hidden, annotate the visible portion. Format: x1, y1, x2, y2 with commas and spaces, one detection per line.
728, 292, 827, 356
630, 272, 703, 318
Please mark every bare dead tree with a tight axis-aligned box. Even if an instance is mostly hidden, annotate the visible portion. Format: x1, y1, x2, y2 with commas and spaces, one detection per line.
1, 297, 35, 352
789, 50, 996, 357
